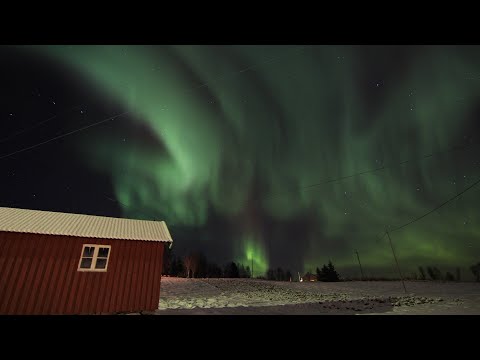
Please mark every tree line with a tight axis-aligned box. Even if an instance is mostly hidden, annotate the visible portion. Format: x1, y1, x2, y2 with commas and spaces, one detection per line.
163, 247, 480, 282
162, 249, 252, 278
416, 263, 480, 282
163, 249, 293, 281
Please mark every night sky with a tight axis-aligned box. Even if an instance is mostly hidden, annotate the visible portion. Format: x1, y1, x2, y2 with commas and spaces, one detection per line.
2, 45, 480, 279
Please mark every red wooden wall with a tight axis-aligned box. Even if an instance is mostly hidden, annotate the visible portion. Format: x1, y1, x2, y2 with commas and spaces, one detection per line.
0, 231, 165, 314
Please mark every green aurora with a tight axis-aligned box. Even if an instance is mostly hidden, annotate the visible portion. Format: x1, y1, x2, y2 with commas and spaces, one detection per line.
32, 45, 480, 278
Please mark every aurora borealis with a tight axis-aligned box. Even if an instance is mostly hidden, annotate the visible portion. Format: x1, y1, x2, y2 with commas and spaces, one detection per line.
4, 45, 480, 278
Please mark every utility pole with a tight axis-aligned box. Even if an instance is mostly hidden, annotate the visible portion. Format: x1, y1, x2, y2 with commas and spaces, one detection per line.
354, 249, 364, 280
386, 230, 407, 293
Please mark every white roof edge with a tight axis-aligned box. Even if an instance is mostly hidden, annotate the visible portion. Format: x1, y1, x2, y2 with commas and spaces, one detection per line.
0, 206, 174, 243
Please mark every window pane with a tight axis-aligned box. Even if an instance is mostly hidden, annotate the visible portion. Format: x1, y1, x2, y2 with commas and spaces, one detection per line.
95, 258, 107, 269
80, 258, 92, 269
98, 247, 110, 258
83, 246, 95, 257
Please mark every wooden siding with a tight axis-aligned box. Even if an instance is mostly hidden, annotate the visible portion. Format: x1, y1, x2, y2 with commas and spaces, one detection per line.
0, 231, 164, 314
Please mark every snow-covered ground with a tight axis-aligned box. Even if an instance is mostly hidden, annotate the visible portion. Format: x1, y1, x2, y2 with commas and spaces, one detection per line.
144, 278, 480, 315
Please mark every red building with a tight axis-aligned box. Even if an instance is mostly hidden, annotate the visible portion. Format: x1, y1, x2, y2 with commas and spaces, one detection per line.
302, 272, 317, 282
0, 207, 173, 315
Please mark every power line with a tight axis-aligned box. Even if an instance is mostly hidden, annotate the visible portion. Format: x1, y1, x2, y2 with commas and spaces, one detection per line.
0, 111, 129, 161
1, 46, 312, 152
0, 104, 87, 144
0, 114, 58, 144
261, 140, 480, 201
389, 175, 480, 233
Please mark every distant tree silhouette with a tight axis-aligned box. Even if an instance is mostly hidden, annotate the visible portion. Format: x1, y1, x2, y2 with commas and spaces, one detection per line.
286, 270, 292, 281
427, 266, 443, 281
195, 253, 208, 278
206, 262, 222, 278
169, 256, 177, 276
471, 263, 480, 282
183, 255, 193, 278
316, 261, 340, 282
172, 256, 184, 277
418, 266, 426, 280
456, 267, 461, 282
317, 265, 328, 281
276, 267, 285, 281
162, 247, 173, 275
326, 261, 340, 281
224, 262, 239, 278
445, 272, 455, 281
245, 266, 251, 278
266, 268, 275, 280
238, 264, 250, 278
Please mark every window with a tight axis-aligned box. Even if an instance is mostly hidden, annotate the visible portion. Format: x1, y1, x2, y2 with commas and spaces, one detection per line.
78, 244, 111, 272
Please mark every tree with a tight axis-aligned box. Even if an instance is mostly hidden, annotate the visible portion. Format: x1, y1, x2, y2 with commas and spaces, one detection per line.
224, 262, 239, 278
276, 267, 285, 281
316, 261, 340, 282
317, 265, 329, 281
266, 268, 275, 280
456, 267, 461, 282
238, 264, 248, 278
445, 272, 455, 281
190, 253, 200, 278
162, 247, 173, 275
286, 270, 292, 282
326, 260, 340, 281
418, 266, 426, 280
245, 266, 251, 278
471, 263, 480, 282
173, 256, 184, 277
195, 253, 208, 278
427, 266, 436, 280
206, 262, 222, 278
427, 266, 443, 281
183, 255, 193, 278
169, 257, 177, 276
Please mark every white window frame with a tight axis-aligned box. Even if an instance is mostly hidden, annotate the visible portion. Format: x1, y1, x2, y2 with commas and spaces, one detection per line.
77, 244, 111, 272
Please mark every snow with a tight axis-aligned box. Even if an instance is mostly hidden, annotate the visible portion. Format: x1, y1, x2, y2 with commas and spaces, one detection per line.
145, 278, 480, 315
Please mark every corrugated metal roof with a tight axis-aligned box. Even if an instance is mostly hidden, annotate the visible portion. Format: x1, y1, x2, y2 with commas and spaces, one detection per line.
0, 207, 173, 243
